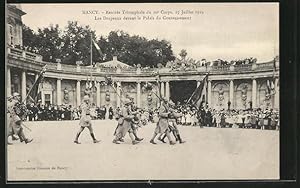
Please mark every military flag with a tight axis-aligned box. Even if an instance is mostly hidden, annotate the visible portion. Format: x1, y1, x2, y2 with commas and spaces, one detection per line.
92, 39, 103, 56
25, 66, 47, 103
186, 73, 209, 109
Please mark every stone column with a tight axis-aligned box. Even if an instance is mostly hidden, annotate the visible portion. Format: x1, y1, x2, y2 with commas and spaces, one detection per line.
160, 82, 165, 98
156, 83, 160, 108
41, 90, 45, 105
274, 78, 279, 109
165, 81, 170, 100
76, 80, 81, 106
229, 80, 234, 108
96, 82, 101, 107
207, 80, 212, 107
252, 78, 257, 108
57, 78, 62, 105
21, 71, 26, 102
117, 81, 121, 107
137, 81, 141, 108
7, 67, 11, 97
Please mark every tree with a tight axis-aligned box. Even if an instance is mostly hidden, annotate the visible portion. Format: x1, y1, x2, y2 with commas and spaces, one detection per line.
22, 24, 175, 67
22, 24, 38, 49
61, 21, 100, 65
98, 30, 175, 67
35, 24, 64, 62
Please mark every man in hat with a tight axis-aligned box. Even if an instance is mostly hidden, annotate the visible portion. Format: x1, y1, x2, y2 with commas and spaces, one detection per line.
74, 95, 100, 144
7, 92, 33, 144
112, 98, 141, 145
150, 97, 176, 145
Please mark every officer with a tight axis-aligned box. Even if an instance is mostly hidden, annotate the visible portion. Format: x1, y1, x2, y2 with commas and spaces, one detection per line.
74, 95, 100, 144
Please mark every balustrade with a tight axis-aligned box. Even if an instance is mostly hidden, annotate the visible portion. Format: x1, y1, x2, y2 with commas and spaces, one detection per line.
211, 65, 230, 71
7, 47, 278, 76
233, 64, 252, 71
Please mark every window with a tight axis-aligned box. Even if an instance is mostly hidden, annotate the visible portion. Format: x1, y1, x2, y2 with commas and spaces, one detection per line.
45, 94, 51, 105
8, 25, 14, 45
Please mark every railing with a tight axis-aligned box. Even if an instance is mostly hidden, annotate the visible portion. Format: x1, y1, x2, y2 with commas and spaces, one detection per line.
100, 67, 117, 73
44, 62, 57, 69
256, 62, 275, 69
121, 67, 137, 73
8, 47, 43, 62
60, 64, 78, 72
9, 47, 23, 56
8, 47, 278, 75
211, 65, 230, 71
141, 67, 157, 73
234, 64, 252, 71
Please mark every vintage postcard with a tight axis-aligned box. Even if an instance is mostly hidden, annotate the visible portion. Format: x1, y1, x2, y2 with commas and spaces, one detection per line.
6, 3, 279, 181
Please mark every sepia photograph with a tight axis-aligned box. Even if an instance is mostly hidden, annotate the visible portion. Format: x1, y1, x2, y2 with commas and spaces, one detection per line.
6, 2, 279, 181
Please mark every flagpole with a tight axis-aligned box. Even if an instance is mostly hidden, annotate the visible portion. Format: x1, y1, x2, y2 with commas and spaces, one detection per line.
90, 33, 93, 67
22, 66, 46, 103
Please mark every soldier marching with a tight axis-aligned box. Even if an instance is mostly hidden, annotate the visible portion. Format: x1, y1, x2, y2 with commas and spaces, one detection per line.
7, 92, 33, 145
112, 98, 144, 145
74, 95, 100, 144
149, 97, 177, 145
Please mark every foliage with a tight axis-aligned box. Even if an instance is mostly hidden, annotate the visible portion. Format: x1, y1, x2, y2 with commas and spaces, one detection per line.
22, 23, 175, 67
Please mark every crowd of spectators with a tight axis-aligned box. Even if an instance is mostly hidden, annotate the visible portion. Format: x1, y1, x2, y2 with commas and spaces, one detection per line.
171, 103, 279, 130
22, 101, 279, 131
164, 57, 257, 71
25, 102, 116, 121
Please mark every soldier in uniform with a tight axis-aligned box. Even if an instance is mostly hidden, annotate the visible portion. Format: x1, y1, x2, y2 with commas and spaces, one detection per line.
7, 92, 33, 144
112, 99, 142, 145
74, 95, 100, 144
150, 98, 176, 145
158, 100, 186, 144
7, 95, 19, 144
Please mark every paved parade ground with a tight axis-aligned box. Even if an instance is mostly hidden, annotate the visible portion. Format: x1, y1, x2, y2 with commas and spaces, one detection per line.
7, 120, 279, 181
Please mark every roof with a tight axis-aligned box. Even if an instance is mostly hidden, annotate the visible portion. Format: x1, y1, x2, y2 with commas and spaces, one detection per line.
98, 56, 131, 68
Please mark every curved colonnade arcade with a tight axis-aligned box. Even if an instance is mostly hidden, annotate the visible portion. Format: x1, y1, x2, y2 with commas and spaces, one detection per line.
7, 47, 279, 110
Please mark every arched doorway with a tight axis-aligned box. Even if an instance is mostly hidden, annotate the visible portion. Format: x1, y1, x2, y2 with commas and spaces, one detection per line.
170, 80, 197, 105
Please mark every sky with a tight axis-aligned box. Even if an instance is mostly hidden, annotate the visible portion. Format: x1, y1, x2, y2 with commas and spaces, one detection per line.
18, 3, 279, 62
